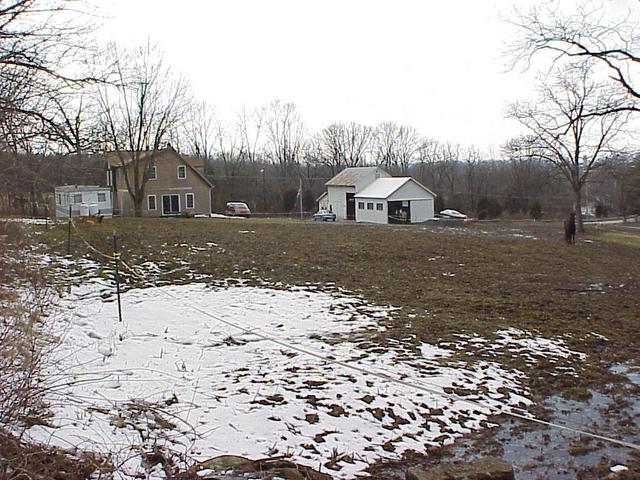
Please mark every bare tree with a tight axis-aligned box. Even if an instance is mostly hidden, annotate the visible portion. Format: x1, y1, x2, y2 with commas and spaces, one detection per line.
183, 101, 215, 160
0, 0, 98, 153
97, 43, 192, 216
213, 117, 246, 198
509, 2, 639, 115
238, 106, 264, 166
316, 122, 373, 174
373, 122, 420, 174
264, 100, 306, 176
508, 62, 629, 230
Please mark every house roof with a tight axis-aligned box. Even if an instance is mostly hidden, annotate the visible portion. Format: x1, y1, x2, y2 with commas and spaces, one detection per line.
355, 177, 437, 199
315, 191, 328, 202
106, 148, 213, 188
325, 167, 387, 187
55, 185, 111, 192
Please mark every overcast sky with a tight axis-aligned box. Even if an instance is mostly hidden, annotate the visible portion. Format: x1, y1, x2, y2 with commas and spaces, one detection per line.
96, 0, 635, 153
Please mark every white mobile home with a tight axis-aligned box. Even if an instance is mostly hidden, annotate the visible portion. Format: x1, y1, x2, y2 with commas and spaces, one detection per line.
55, 185, 113, 218
325, 167, 391, 220
354, 177, 436, 224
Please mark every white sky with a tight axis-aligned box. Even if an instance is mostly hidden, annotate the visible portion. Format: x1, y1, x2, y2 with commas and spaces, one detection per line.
96, 0, 635, 152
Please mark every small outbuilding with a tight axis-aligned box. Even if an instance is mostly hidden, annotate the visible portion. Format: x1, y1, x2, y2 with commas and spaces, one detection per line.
325, 167, 391, 220
55, 185, 113, 218
354, 177, 436, 224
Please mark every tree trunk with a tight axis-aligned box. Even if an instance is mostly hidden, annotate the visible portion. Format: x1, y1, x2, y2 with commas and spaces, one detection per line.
133, 193, 143, 217
574, 186, 585, 233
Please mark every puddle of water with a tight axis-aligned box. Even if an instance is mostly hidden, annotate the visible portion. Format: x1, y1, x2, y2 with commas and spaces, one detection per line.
446, 363, 640, 479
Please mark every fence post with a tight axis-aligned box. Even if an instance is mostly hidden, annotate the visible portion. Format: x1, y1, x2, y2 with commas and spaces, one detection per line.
113, 231, 123, 323
44, 204, 48, 230
66, 205, 72, 255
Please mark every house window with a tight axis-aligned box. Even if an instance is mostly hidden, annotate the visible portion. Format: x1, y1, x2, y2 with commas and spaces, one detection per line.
98, 193, 106, 202
73, 194, 82, 204
376, 203, 383, 211
358, 202, 365, 210
186, 193, 195, 209
148, 166, 157, 180
147, 195, 157, 211
177, 165, 186, 179
367, 202, 374, 210
56, 194, 61, 205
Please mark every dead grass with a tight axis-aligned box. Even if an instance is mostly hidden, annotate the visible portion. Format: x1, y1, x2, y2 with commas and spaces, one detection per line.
0, 429, 109, 480
36, 217, 640, 400
599, 231, 640, 249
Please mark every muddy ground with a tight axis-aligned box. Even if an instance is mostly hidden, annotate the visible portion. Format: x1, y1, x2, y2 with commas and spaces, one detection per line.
31, 217, 640, 477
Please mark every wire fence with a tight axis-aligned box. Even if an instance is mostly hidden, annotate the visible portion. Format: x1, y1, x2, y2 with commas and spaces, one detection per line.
47, 220, 640, 453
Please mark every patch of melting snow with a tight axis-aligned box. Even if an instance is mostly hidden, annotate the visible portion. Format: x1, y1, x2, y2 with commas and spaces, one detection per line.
0, 216, 50, 225
25, 278, 545, 480
494, 327, 587, 361
419, 343, 452, 359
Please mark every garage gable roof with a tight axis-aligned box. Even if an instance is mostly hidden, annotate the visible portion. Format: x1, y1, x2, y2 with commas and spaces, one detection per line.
325, 166, 388, 187
355, 177, 436, 199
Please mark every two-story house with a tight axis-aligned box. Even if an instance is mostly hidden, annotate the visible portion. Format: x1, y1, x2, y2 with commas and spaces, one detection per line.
107, 148, 213, 217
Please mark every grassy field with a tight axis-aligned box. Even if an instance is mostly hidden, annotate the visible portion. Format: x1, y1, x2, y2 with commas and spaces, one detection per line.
36, 216, 640, 400
600, 231, 640, 249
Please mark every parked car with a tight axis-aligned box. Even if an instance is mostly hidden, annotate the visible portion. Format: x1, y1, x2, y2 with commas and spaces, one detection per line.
439, 209, 467, 219
225, 201, 252, 218
313, 209, 337, 222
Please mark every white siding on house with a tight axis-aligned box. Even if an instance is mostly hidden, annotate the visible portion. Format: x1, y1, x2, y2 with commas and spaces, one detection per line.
356, 198, 387, 224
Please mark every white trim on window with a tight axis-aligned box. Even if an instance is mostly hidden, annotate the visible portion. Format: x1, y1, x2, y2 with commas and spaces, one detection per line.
147, 194, 157, 211
161, 194, 181, 215
177, 165, 186, 180
185, 193, 195, 209
148, 165, 157, 180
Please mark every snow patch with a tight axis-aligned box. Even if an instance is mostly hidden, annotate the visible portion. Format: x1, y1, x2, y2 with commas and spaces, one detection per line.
29, 281, 536, 479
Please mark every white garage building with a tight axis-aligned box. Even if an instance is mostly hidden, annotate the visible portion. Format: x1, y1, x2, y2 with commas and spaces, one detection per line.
355, 177, 436, 224
325, 167, 391, 220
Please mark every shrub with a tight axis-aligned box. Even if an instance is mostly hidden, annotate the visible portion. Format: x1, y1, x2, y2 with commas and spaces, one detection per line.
477, 197, 503, 219
530, 201, 543, 220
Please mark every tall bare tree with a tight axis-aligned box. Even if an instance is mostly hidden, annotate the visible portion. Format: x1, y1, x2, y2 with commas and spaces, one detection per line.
509, 2, 639, 115
183, 101, 215, 160
317, 122, 373, 174
508, 62, 629, 230
264, 100, 306, 176
373, 122, 420, 174
238, 106, 264, 166
0, 0, 99, 152
97, 43, 192, 216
